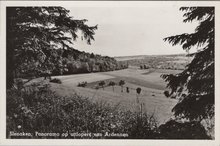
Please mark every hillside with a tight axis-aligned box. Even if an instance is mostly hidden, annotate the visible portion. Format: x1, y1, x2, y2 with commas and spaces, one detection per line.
52, 67, 179, 124
115, 54, 192, 70
18, 48, 128, 79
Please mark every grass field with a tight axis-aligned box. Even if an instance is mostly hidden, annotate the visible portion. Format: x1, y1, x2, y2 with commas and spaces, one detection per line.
50, 67, 180, 124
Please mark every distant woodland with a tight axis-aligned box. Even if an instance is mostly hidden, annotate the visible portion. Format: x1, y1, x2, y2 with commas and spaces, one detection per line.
16, 48, 128, 78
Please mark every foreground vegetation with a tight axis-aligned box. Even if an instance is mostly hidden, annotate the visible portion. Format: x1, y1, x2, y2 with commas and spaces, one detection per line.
7, 82, 211, 139
7, 83, 158, 139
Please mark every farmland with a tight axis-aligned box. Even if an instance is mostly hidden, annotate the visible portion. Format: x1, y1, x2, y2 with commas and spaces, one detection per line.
52, 63, 182, 124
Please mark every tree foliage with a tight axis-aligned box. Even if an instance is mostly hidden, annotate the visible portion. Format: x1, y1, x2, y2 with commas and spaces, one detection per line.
99, 81, 106, 90
108, 81, 116, 91
162, 7, 214, 121
7, 7, 97, 89
58, 49, 128, 75
119, 80, 125, 92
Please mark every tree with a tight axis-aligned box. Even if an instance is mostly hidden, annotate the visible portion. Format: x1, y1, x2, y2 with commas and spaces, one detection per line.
119, 80, 125, 92
108, 81, 116, 92
140, 65, 143, 70
136, 87, 142, 95
7, 7, 97, 89
99, 81, 106, 90
162, 7, 214, 121
126, 87, 130, 93
163, 90, 170, 98
77, 81, 87, 87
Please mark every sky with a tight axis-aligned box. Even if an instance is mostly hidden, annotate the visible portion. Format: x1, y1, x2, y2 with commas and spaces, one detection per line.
67, 5, 198, 57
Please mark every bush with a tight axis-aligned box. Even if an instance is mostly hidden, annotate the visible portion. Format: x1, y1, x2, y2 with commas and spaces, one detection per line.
7, 84, 159, 139
143, 64, 149, 69
77, 81, 87, 87
136, 87, 142, 94
50, 78, 62, 84
163, 90, 170, 97
98, 81, 106, 90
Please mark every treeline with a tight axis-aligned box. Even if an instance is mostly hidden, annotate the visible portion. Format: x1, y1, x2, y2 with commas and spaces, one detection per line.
17, 48, 128, 78
60, 49, 128, 74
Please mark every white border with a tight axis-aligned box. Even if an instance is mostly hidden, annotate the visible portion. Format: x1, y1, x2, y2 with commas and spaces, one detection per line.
0, 1, 220, 146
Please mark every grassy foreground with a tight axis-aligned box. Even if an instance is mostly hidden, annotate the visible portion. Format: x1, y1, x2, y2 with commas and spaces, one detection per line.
6, 83, 159, 139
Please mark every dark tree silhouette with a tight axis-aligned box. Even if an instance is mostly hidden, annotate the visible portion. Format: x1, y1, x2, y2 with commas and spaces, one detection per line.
140, 65, 143, 70
164, 90, 170, 98
126, 87, 130, 93
136, 87, 142, 95
162, 7, 214, 121
7, 7, 97, 89
77, 81, 87, 87
108, 81, 116, 92
119, 80, 125, 92
99, 81, 106, 90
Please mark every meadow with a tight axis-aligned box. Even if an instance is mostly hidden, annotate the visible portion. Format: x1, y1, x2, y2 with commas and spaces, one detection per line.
52, 66, 179, 124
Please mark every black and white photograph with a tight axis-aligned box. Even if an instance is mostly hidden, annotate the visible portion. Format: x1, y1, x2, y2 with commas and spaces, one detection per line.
0, 0, 220, 145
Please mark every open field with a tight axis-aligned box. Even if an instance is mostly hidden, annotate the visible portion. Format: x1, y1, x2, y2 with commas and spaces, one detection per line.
50, 67, 180, 124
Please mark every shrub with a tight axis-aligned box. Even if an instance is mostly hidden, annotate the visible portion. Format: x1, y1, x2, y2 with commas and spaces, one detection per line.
143, 64, 149, 69
108, 81, 116, 92
50, 78, 62, 84
136, 87, 141, 95
98, 81, 106, 90
163, 90, 170, 97
119, 80, 125, 92
77, 81, 88, 87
